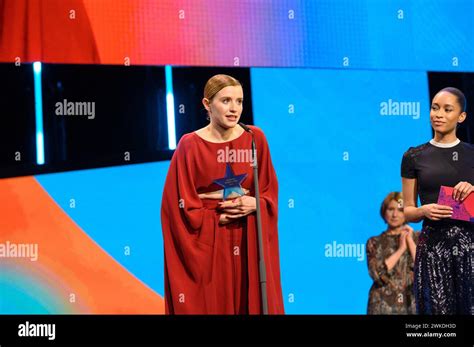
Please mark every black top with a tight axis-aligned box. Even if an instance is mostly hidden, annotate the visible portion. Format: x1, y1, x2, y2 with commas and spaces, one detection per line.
401, 141, 474, 208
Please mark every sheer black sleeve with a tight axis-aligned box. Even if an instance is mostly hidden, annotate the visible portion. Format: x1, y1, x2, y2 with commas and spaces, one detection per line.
401, 147, 416, 179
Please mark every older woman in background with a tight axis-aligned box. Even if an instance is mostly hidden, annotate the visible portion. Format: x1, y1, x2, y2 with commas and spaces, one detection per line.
366, 192, 419, 314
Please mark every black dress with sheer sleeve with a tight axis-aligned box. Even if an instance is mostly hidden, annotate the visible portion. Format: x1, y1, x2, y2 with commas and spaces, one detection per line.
401, 140, 474, 314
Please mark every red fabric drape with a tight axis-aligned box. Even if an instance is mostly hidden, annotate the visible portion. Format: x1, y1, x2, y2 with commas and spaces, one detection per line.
161, 126, 285, 314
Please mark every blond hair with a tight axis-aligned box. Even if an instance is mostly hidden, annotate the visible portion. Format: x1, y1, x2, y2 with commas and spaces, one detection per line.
204, 74, 241, 101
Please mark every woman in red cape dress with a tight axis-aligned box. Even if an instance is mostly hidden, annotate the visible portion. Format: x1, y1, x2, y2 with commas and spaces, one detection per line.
161, 74, 284, 314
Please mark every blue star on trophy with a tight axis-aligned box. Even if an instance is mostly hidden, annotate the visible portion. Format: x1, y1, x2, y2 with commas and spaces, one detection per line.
213, 163, 248, 200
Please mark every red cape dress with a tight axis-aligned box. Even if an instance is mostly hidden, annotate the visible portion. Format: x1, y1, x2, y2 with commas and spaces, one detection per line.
161, 125, 284, 314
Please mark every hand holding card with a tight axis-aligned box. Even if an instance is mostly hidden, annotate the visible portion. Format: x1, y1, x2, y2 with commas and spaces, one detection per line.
437, 186, 474, 222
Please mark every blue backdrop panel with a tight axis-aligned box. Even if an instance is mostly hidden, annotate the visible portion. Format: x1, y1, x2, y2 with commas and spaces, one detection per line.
34, 161, 170, 296
251, 68, 431, 313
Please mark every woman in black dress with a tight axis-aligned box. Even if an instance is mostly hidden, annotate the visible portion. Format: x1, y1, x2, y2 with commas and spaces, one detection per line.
401, 87, 474, 314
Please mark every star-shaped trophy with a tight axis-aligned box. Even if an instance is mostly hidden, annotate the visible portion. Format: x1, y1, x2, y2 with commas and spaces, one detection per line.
213, 163, 248, 200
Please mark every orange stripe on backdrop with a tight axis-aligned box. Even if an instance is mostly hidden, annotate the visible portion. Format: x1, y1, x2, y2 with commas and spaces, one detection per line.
0, 0, 223, 66
81, 0, 184, 65
0, 0, 190, 65
0, 176, 164, 314
0, 0, 100, 64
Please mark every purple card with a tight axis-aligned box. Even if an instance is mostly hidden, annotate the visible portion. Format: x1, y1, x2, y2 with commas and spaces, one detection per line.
437, 186, 474, 222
